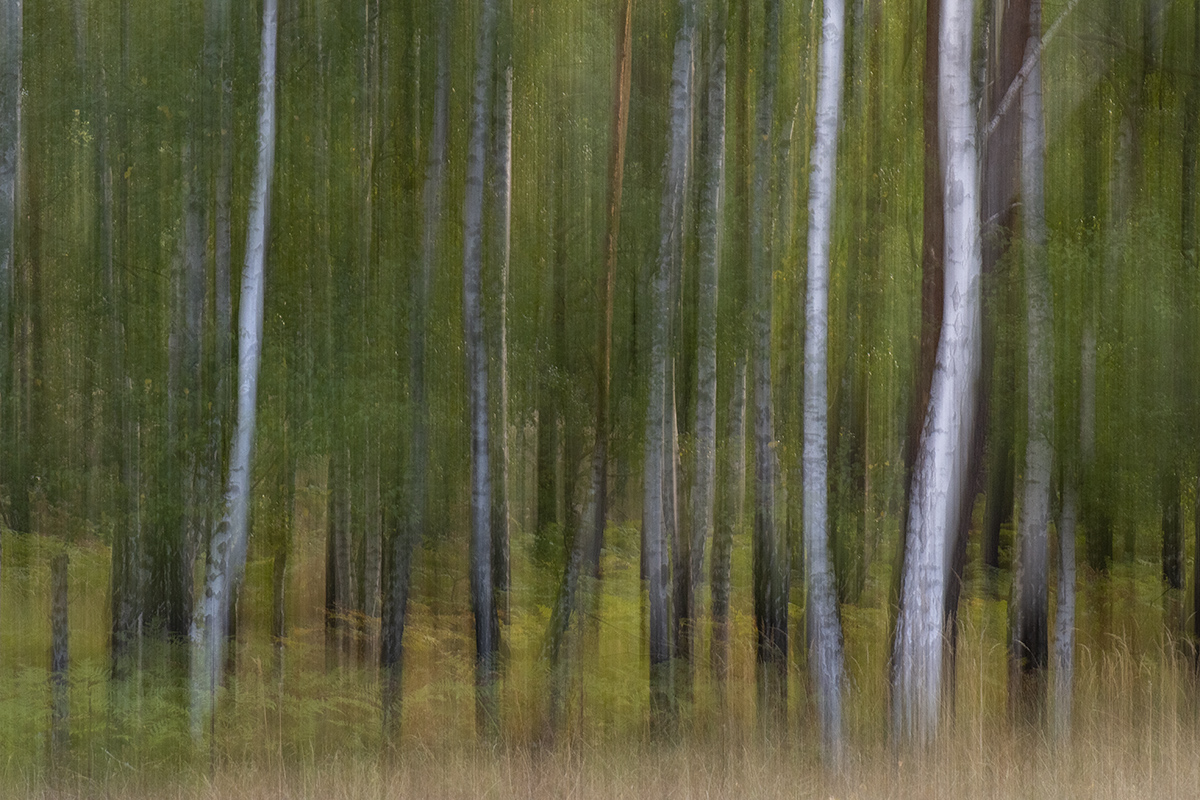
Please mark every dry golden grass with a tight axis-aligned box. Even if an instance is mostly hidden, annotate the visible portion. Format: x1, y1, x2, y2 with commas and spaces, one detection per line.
6, 519, 1200, 798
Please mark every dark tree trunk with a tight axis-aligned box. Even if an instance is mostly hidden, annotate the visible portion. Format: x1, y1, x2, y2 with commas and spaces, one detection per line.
383, 0, 449, 739
751, 0, 786, 726
50, 553, 70, 766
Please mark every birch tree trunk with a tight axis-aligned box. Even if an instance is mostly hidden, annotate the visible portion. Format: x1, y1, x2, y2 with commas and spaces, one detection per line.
689, 0, 725, 680
891, 0, 981, 747
382, 0, 449, 739
645, 0, 695, 736
190, 0, 276, 739
1010, 0, 1051, 720
711, 354, 745, 688
751, 0, 786, 721
1053, 467, 1076, 740
0, 0, 20, 622
803, 0, 846, 760
464, 0, 500, 738
488, 0, 513, 617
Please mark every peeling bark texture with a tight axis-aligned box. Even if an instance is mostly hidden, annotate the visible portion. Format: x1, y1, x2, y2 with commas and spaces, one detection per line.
190, 0, 276, 740
891, 0, 981, 747
645, 0, 695, 737
803, 0, 847, 761
1010, 0, 1051, 721
464, 0, 500, 739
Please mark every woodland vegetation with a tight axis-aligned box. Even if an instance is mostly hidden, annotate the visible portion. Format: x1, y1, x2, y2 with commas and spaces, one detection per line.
1, 0, 1200, 796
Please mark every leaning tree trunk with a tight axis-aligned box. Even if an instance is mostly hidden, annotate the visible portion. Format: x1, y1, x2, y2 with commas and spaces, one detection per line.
189, 0, 276, 739
382, 0, 449, 740
891, 0, 981, 747
464, 0, 500, 739
803, 0, 847, 761
1010, 0, 1052, 722
645, 0, 695, 737
0, 0, 21, 626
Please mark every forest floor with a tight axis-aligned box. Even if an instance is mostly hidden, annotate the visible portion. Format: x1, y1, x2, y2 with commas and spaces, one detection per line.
20, 723, 1200, 800
5, 525, 1200, 798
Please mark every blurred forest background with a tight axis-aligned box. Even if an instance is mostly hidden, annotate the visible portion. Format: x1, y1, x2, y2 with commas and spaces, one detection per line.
2, 0, 1200, 795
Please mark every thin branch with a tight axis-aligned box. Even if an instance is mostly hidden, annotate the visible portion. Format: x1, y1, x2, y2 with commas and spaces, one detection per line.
985, 0, 1084, 140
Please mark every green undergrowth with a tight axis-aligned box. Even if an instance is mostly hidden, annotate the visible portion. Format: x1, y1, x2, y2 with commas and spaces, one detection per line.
1, 518, 1199, 797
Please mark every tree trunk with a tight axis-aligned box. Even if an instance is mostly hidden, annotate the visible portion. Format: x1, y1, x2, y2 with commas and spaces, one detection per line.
1010, 0, 1051, 721
488, 0, 513, 617
50, 552, 70, 767
688, 0, 725, 686
587, 0, 633, 580
325, 446, 354, 665
1053, 466, 1077, 740
110, 0, 139, 684
1186, 0, 1200, 662
978, 0, 1028, 574
752, 0, 786, 724
803, 0, 847, 760
382, 0, 449, 740
464, 0, 500, 739
542, 0, 634, 742
190, 0, 276, 739
0, 0, 19, 547
645, 0, 695, 737
711, 353, 745, 688
891, 0, 981, 747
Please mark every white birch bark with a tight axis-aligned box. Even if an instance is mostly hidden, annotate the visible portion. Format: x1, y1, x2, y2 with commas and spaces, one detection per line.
645, 0, 694, 729
1012, 0, 1052, 710
1053, 470, 1076, 740
464, 0, 499, 735
891, 0, 981, 747
190, 0, 276, 739
803, 0, 846, 760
